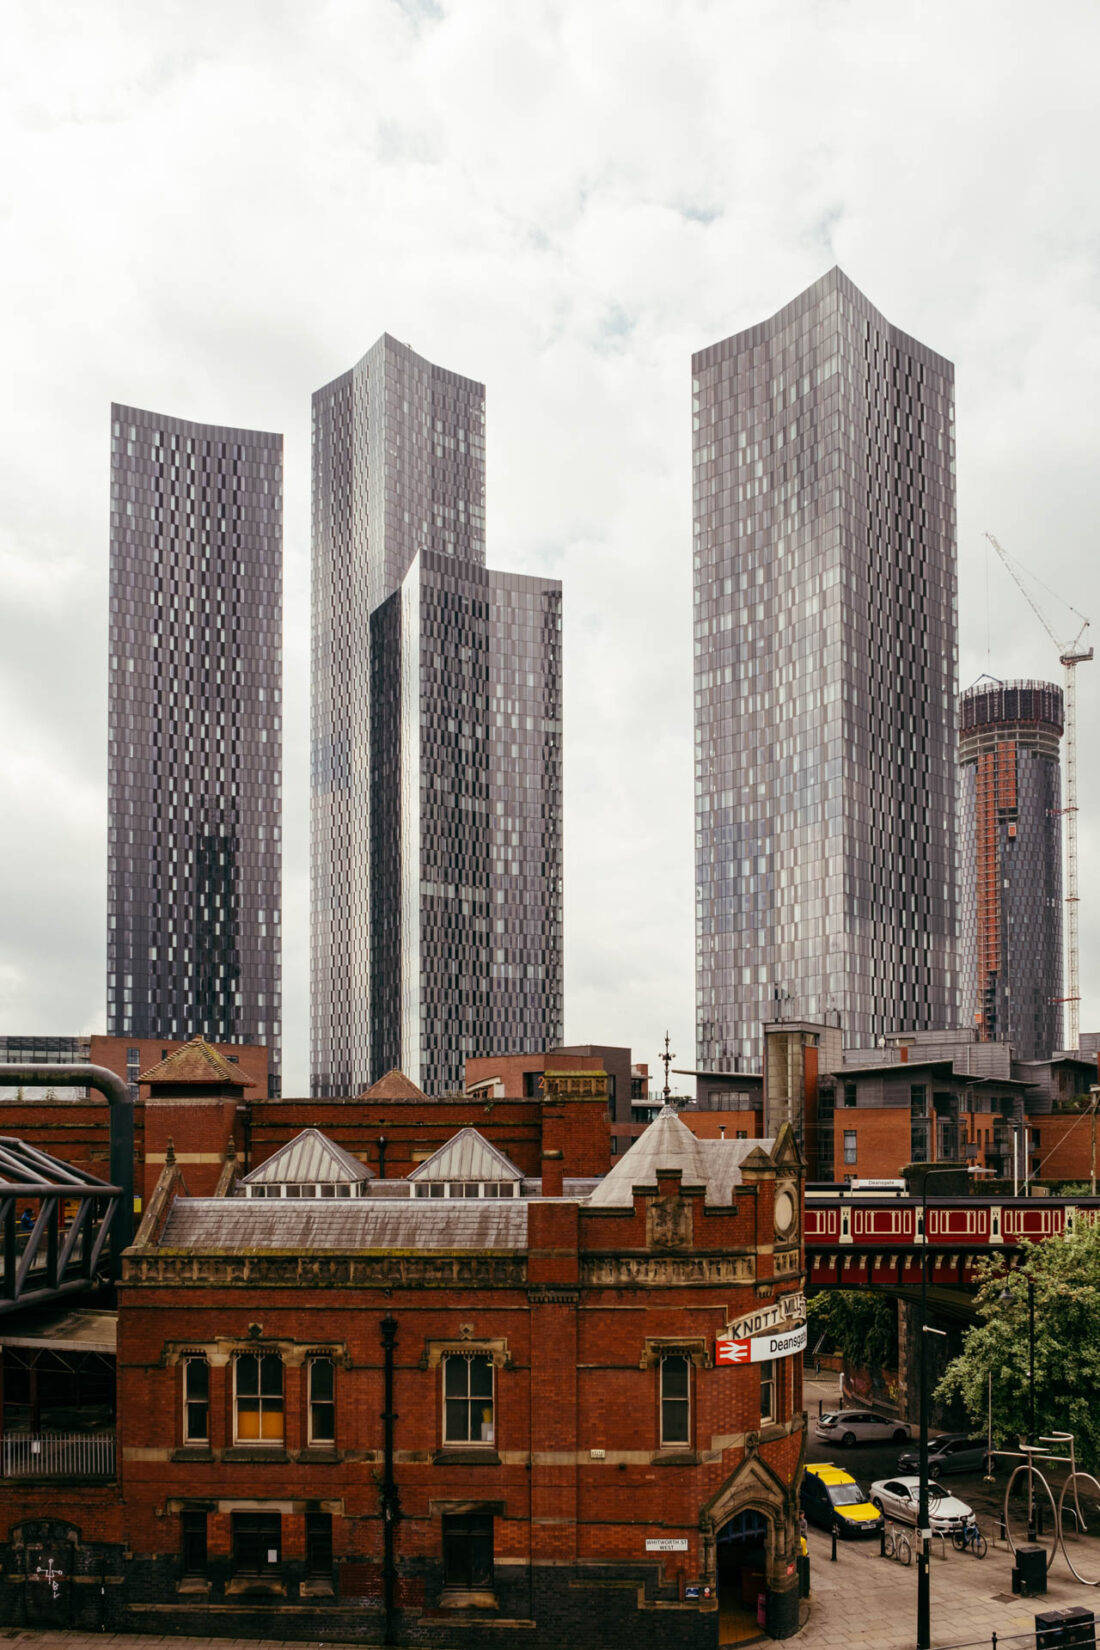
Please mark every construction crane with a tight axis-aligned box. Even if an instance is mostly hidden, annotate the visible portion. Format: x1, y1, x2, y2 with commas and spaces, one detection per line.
985, 532, 1093, 1052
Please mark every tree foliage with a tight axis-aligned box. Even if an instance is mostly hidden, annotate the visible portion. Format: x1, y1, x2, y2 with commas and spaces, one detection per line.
807, 1289, 899, 1371
936, 1219, 1100, 1472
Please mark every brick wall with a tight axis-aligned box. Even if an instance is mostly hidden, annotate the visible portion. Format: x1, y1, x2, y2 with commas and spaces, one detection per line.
0, 1139, 806, 1645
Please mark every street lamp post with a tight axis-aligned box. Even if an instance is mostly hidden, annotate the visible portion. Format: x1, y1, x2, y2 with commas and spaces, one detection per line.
917, 1162, 979, 1650
999, 1269, 1038, 1541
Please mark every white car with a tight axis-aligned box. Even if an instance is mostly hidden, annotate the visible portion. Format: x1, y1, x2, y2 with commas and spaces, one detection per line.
870, 1476, 973, 1534
814, 1410, 911, 1446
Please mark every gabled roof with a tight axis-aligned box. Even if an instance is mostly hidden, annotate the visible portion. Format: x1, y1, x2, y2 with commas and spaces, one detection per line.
162, 1199, 526, 1251
407, 1127, 523, 1183
362, 1068, 428, 1100
241, 1128, 374, 1186
587, 1105, 773, 1207
138, 1037, 250, 1087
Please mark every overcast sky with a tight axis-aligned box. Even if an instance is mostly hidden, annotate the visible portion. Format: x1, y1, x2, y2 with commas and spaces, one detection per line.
2, 0, 1099, 1094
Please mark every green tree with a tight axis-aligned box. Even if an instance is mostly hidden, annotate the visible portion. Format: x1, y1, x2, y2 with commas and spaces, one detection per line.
807, 1289, 899, 1371
936, 1220, 1100, 1472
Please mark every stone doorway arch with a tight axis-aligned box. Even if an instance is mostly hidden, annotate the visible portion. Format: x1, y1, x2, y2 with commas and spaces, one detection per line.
700, 1451, 801, 1641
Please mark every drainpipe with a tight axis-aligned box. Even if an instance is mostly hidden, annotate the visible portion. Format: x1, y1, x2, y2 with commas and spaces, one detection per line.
238, 1101, 253, 1174
0, 1064, 134, 1279
377, 1135, 388, 1180
380, 1314, 401, 1644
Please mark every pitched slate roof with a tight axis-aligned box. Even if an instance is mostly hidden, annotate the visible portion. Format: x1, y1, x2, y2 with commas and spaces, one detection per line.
138, 1037, 249, 1087
361, 1068, 428, 1100
407, 1127, 523, 1183
161, 1198, 527, 1251
241, 1128, 374, 1186
587, 1105, 772, 1207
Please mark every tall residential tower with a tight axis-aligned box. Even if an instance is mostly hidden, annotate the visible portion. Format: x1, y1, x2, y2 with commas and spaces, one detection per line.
958, 679, 1063, 1060
693, 269, 959, 1070
108, 406, 283, 1091
311, 336, 563, 1098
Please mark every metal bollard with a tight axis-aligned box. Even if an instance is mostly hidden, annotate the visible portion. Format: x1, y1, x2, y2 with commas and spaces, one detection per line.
831, 1527, 837, 1562
879, 1524, 886, 1558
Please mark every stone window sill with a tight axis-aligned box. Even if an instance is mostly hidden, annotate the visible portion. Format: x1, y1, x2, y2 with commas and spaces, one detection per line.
176, 1576, 211, 1595
438, 1588, 499, 1611
223, 1446, 289, 1463
299, 1576, 335, 1597
650, 1448, 699, 1466
225, 1575, 286, 1597
433, 1448, 501, 1466
171, 1447, 214, 1463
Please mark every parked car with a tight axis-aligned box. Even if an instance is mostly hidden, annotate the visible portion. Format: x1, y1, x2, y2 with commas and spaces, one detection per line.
896, 1435, 991, 1478
870, 1476, 973, 1534
801, 1464, 885, 1538
814, 1409, 911, 1447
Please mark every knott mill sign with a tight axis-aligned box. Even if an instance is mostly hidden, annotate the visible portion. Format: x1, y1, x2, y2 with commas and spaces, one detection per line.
723, 1290, 805, 1343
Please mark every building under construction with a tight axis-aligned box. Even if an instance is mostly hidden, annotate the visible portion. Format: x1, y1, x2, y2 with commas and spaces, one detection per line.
959, 680, 1064, 1061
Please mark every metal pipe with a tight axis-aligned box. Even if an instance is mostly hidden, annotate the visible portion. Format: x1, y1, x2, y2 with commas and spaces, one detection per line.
380, 1313, 400, 1645
0, 1065, 133, 1278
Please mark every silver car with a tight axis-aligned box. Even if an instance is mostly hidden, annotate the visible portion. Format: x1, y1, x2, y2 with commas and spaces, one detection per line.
870, 1476, 973, 1533
815, 1409, 911, 1447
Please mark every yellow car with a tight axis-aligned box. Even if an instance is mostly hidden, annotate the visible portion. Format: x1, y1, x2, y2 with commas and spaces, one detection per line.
801, 1463, 884, 1538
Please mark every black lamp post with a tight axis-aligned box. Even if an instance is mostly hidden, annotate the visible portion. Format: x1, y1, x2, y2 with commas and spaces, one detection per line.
1000, 1272, 1037, 1541
917, 1162, 977, 1650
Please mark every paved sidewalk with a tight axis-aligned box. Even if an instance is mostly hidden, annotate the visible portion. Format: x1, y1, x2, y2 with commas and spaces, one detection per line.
795, 1522, 1096, 1648
0, 1538, 1096, 1650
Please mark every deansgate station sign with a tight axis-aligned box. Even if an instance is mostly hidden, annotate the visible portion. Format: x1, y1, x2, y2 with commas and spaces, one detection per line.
723, 1291, 806, 1344
715, 1323, 808, 1366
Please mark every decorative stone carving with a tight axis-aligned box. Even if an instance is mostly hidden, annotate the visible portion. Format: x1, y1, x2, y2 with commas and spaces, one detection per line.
646, 1194, 693, 1253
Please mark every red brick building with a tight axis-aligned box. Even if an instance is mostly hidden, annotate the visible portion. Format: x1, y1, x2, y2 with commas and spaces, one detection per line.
465, 1045, 655, 1155
0, 1109, 806, 1645
0, 1044, 614, 1213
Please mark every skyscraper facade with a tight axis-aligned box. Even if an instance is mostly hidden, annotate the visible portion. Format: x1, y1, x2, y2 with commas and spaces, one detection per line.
108, 405, 283, 1092
693, 269, 958, 1071
958, 679, 1063, 1060
311, 336, 563, 1098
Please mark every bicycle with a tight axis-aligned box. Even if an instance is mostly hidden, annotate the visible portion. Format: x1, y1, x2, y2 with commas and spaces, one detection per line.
995, 1432, 1100, 1582
951, 1520, 988, 1558
883, 1523, 912, 1566
1002, 1443, 1059, 1564
1053, 1433, 1100, 1586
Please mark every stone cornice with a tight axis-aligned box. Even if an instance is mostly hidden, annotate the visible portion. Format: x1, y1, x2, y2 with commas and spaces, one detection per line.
124, 1251, 526, 1290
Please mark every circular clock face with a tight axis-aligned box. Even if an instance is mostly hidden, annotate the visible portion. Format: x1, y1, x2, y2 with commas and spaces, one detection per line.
775, 1187, 795, 1237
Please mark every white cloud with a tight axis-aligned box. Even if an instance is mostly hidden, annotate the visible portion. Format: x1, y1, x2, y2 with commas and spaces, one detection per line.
1, 0, 1098, 1090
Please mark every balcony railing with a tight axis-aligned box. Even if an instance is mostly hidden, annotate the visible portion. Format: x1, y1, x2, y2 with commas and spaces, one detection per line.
1, 1430, 115, 1478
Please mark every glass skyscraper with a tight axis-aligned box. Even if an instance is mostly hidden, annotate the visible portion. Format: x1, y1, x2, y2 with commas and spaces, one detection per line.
311, 336, 563, 1098
693, 269, 958, 1070
107, 405, 283, 1091
958, 679, 1063, 1060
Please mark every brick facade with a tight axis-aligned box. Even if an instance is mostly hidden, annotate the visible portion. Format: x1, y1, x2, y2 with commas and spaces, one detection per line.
0, 1062, 614, 1213
0, 1118, 806, 1646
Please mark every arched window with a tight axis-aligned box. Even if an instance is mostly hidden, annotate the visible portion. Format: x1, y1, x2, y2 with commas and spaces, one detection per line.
660, 1354, 691, 1446
234, 1353, 284, 1444
182, 1356, 209, 1444
308, 1357, 335, 1444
